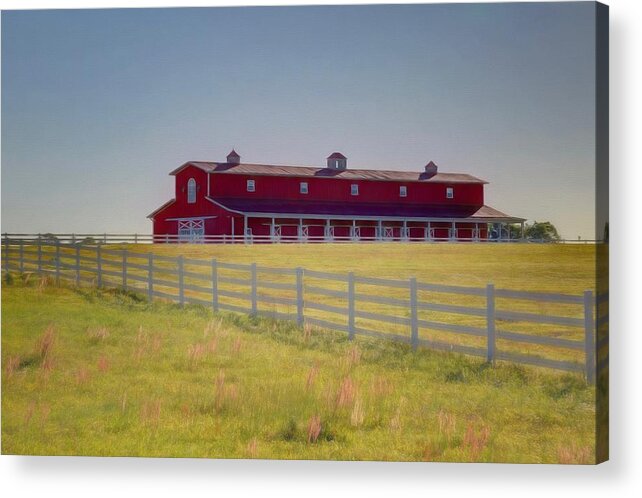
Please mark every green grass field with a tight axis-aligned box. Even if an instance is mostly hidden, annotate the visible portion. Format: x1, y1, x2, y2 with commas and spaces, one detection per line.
121, 242, 596, 293
2, 272, 596, 463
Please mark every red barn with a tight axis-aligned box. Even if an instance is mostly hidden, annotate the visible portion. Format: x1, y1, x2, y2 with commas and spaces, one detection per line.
149, 150, 524, 243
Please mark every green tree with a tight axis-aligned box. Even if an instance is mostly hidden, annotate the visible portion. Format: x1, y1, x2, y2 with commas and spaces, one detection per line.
524, 221, 561, 241
40, 233, 59, 243
508, 225, 523, 239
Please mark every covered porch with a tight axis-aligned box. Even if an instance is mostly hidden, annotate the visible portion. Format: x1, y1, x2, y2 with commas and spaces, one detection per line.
236, 213, 526, 243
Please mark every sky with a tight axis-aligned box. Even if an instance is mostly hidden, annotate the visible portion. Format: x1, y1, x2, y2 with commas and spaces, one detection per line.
1, 2, 598, 239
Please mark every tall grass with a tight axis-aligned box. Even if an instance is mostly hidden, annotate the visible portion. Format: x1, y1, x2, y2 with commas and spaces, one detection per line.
307, 415, 322, 444
35, 325, 56, 362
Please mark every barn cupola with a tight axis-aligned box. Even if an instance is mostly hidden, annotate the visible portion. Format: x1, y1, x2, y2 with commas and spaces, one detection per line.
327, 152, 347, 170
227, 149, 240, 165
424, 160, 438, 178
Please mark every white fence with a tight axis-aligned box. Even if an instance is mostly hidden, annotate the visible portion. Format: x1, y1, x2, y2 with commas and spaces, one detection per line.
0, 232, 603, 245
2, 238, 607, 383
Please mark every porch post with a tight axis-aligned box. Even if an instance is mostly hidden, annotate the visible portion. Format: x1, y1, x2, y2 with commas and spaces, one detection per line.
402, 220, 408, 241
377, 220, 382, 241
451, 221, 456, 241
426, 221, 431, 241
231, 217, 235, 244
475, 223, 480, 241
507, 223, 511, 242
325, 219, 331, 241
520, 221, 525, 240
351, 219, 356, 241
270, 217, 275, 242
243, 216, 248, 244
299, 218, 303, 242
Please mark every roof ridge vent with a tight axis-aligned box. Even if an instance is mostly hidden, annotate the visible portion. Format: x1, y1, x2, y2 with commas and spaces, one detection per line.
424, 160, 438, 177
327, 152, 347, 170
227, 149, 240, 165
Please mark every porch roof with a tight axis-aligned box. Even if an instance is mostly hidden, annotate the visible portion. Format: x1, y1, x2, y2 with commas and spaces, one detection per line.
212, 198, 525, 223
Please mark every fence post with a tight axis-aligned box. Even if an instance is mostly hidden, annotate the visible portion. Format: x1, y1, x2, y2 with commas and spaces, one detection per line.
55, 240, 61, 286
37, 239, 42, 273
250, 263, 258, 315
584, 290, 596, 384
4, 234, 9, 273
410, 277, 418, 350
122, 248, 128, 289
147, 253, 154, 302
75, 244, 80, 286
178, 256, 185, 306
19, 239, 24, 274
211, 259, 219, 312
348, 272, 355, 340
486, 283, 496, 363
296, 268, 304, 327
96, 245, 102, 288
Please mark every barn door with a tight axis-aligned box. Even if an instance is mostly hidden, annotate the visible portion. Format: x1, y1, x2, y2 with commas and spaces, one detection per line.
178, 219, 205, 243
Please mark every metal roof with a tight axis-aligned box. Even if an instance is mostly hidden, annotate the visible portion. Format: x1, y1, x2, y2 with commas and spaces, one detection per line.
327, 152, 347, 159
147, 198, 176, 219
468, 204, 524, 220
172, 161, 488, 184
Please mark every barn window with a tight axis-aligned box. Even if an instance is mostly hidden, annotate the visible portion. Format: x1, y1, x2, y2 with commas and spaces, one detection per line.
351, 184, 359, 196
300, 182, 308, 194
247, 179, 255, 192
187, 178, 197, 203
399, 186, 407, 197
446, 187, 454, 199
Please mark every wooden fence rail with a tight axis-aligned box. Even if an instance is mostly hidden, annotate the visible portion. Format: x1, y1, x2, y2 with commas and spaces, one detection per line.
1, 238, 607, 383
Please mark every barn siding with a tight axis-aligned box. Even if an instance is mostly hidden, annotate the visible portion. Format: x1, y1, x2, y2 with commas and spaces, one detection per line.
210, 173, 484, 206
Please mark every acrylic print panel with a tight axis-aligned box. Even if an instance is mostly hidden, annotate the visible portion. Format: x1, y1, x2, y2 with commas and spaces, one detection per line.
0, 2, 608, 464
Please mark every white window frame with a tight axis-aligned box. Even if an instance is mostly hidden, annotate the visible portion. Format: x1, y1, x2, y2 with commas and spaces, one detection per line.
300, 182, 308, 194
351, 184, 359, 196
247, 179, 255, 192
446, 187, 454, 199
187, 178, 197, 204
399, 185, 407, 197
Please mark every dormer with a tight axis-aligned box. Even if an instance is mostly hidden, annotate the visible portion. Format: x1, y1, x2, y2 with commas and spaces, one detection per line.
327, 152, 347, 170
227, 149, 240, 165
